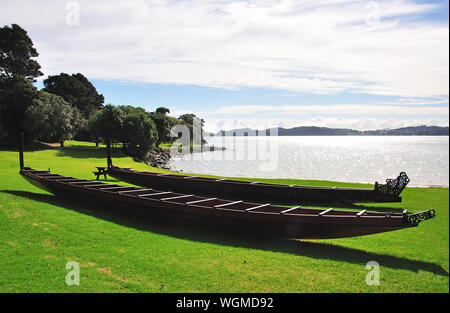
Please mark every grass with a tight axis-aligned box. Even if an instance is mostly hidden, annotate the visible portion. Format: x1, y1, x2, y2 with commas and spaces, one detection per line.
0, 140, 448, 292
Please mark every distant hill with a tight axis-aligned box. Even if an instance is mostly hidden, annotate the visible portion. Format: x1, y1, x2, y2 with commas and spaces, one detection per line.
211, 125, 449, 136
362, 126, 449, 136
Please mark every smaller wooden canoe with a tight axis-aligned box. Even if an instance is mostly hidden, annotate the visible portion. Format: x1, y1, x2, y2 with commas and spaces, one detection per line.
108, 166, 410, 204
20, 167, 435, 239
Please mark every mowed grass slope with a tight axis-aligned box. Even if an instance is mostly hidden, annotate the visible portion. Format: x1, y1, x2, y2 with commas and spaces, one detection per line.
0, 141, 448, 292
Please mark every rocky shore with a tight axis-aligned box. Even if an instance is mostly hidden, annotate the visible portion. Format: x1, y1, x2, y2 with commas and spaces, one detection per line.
132, 145, 226, 171
133, 149, 172, 170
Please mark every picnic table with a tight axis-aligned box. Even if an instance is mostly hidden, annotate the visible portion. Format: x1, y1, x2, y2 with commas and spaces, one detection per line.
93, 166, 108, 180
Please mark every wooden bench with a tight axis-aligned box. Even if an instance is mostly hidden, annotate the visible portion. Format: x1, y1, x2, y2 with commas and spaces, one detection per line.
93, 167, 108, 180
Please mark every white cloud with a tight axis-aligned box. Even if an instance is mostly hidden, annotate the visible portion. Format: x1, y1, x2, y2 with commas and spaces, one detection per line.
377, 97, 449, 106
1, 0, 448, 98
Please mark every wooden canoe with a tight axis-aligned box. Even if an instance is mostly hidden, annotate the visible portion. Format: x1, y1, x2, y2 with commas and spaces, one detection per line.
20, 167, 435, 239
107, 166, 410, 204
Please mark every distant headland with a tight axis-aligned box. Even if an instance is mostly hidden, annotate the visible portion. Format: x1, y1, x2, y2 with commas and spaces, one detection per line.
210, 125, 449, 137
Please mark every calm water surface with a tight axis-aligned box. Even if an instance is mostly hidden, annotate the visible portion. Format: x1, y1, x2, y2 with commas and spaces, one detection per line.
169, 136, 449, 187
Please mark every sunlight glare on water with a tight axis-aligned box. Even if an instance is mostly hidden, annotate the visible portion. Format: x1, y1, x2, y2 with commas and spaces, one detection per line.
169, 136, 449, 187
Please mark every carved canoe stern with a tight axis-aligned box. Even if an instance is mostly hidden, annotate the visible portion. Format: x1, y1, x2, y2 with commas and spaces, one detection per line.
375, 172, 410, 197
403, 209, 436, 225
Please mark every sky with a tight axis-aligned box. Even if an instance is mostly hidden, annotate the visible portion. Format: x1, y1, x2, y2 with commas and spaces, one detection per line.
2, 0, 449, 132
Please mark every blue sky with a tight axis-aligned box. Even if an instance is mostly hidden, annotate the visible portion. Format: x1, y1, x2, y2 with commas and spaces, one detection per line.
4, 0, 449, 132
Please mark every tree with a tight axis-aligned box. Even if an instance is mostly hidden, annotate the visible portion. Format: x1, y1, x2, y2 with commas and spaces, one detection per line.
179, 113, 206, 144
122, 111, 157, 158
71, 107, 89, 141
166, 115, 183, 140
43, 73, 104, 120
0, 77, 38, 146
25, 92, 76, 146
151, 112, 170, 146
88, 104, 124, 144
156, 107, 170, 115
0, 24, 43, 81
0, 24, 42, 147
118, 105, 147, 116
117, 105, 147, 147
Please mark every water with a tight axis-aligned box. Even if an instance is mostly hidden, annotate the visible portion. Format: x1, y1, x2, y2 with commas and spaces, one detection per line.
169, 136, 449, 187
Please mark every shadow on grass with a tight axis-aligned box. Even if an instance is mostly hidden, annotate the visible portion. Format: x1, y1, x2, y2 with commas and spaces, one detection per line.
55, 146, 123, 159
1, 141, 59, 152
2, 189, 448, 277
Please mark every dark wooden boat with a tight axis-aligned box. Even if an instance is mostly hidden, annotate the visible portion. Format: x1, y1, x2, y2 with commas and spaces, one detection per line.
108, 166, 410, 204
19, 167, 435, 239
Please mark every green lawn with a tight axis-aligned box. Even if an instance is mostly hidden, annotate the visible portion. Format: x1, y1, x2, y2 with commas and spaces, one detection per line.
0, 141, 448, 292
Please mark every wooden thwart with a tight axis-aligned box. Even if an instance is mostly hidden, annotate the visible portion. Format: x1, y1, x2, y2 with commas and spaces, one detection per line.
22, 169, 50, 173
86, 184, 116, 188
47, 176, 72, 180
119, 188, 153, 194
161, 194, 194, 201
357, 210, 367, 217
186, 198, 217, 205
246, 203, 271, 212
280, 206, 301, 214
138, 191, 172, 198
69, 181, 96, 185
319, 208, 334, 216
100, 186, 133, 191
214, 200, 243, 209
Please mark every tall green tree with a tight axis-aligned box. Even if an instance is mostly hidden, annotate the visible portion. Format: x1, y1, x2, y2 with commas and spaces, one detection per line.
0, 24, 42, 147
0, 24, 43, 81
25, 92, 76, 147
0, 78, 38, 146
43, 73, 104, 119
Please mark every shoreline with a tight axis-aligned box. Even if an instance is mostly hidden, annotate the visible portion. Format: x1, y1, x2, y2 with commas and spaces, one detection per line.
140, 144, 226, 171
